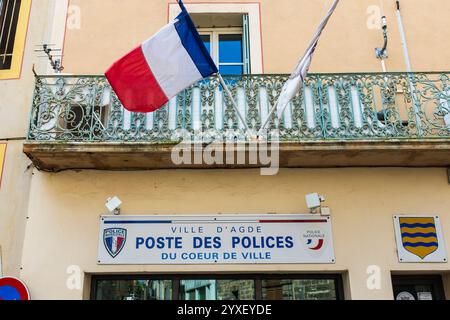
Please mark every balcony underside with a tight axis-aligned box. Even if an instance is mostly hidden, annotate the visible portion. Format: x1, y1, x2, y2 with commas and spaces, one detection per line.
24, 139, 450, 172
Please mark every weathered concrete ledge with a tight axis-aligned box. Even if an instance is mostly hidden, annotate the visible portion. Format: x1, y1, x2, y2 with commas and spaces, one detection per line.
23, 139, 450, 172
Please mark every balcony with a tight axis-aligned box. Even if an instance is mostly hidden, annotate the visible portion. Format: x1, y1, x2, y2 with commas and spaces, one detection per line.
24, 72, 450, 171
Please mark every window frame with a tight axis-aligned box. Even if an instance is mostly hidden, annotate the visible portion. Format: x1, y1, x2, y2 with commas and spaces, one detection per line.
0, 0, 31, 80
90, 273, 344, 301
199, 27, 246, 75
168, 3, 263, 74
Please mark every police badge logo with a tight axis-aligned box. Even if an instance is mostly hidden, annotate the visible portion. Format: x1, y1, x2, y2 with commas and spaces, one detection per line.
104, 228, 127, 258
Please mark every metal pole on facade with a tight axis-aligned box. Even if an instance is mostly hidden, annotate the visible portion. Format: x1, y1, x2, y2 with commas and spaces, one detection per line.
395, 1, 412, 72
395, 1, 422, 135
258, 0, 340, 135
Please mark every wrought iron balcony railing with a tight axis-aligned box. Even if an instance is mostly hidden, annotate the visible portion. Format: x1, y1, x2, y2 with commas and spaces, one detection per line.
28, 72, 450, 143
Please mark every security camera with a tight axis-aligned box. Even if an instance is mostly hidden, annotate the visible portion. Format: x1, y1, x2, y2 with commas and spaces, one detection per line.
305, 193, 326, 213
106, 196, 122, 215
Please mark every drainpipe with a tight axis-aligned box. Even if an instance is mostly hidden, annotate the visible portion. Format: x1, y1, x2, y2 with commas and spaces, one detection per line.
395, 1, 422, 135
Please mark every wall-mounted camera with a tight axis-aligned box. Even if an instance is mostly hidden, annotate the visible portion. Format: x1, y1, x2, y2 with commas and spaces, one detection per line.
305, 193, 330, 216
105, 196, 122, 215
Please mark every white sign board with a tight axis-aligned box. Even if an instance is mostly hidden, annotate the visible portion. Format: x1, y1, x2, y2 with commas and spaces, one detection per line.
98, 215, 335, 265
393, 215, 447, 263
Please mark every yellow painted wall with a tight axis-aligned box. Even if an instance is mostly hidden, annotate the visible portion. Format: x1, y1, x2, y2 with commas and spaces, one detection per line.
1, 0, 449, 300
63, 0, 450, 74
20, 168, 450, 299
0, 0, 56, 277
0, 141, 33, 277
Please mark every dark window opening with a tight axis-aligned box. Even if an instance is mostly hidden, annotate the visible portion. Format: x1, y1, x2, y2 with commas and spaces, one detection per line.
0, 0, 21, 70
392, 275, 446, 300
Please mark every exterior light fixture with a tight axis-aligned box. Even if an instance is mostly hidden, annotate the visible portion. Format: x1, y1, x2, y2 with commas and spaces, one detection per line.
106, 196, 122, 215
305, 193, 329, 215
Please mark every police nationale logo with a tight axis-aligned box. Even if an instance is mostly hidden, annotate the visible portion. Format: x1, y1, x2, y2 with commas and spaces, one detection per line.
104, 228, 127, 258
306, 238, 324, 250
303, 229, 325, 251
399, 217, 438, 259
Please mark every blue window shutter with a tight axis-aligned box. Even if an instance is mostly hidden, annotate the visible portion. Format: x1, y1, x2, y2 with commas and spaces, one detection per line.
243, 14, 251, 74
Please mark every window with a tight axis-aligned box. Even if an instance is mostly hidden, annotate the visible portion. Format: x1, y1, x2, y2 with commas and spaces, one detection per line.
392, 275, 446, 300
94, 279, 172, 300
262, 279, 337, 300
0, 0, 20, 70
0, 0, 31, 79
192, 12, 251, 75
180, 279, 255, 300
169, 3, 262, 73
199, 29, 247, 75
91, 274, 344, 300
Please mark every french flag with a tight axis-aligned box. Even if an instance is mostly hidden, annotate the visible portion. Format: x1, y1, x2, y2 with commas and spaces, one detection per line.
105, 0, 218, 113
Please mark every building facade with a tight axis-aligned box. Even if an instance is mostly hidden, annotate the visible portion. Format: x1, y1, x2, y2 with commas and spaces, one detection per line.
0, 0, 67, 286
1, 0, 450, 300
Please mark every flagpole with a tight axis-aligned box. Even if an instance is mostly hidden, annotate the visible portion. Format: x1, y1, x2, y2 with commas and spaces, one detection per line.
258, 0, 340, 135
258, 48, 314, 135
217, 73, 250, 132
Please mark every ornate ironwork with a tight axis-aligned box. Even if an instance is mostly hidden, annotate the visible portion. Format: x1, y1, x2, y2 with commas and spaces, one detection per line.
28, 73, 450, 142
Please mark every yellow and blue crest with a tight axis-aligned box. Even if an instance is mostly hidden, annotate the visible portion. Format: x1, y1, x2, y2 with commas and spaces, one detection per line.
399, 217, 438, 259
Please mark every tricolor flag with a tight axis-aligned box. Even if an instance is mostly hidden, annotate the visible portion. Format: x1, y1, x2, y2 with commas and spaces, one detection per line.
105, 0, 218, 113
260, 0, 340, 130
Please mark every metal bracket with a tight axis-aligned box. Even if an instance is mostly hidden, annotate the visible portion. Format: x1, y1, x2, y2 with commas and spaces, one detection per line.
34, 44, 64, 73
375, 16, 389, 60
375, 47, 388, 60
